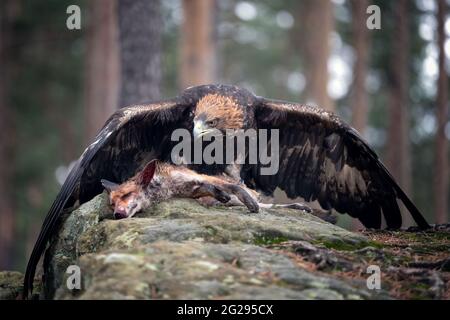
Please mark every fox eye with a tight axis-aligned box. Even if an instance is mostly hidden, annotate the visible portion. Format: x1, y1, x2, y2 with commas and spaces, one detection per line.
121, 192, 132, 200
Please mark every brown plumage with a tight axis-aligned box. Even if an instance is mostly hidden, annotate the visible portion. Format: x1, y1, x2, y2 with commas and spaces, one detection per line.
24, 84, 430, 298
195, 94, 245, 129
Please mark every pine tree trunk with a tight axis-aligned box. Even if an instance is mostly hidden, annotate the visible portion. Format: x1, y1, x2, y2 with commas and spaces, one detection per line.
386, 0, 412, 226
350, 0, 371, 230
350, 0, 370, 134
297, 0, 334, 111
84, 0, 119, 143
434, 0, 448, 224
180, 0, 217, 89
0, 0, 16, 269
118, 0, 162, 107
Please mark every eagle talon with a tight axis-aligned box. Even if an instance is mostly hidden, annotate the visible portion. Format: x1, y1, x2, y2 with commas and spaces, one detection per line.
290, 203, 313, 213
273, 203, 313, 213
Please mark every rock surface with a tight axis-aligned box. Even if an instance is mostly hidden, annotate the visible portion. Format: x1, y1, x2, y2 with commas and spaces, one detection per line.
46, 193, 382, 300
0, 271, 24, 300
1, 193, 449, 300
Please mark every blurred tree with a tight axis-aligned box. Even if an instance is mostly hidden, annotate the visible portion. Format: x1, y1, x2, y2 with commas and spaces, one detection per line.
367, 0, 435, 223
386, 0, 412, 223
2, 0, 446, 272
180, 0, 217, 89
84, 0, 119, 143
350, 0, 371, 134
220, 1, 294, 99
118, 0, 162, 106
434, 0, 448, 224
0, 0, 16, 269
8, 0, 86, 270
349, 0, 371, 230
296, 0, 334, 111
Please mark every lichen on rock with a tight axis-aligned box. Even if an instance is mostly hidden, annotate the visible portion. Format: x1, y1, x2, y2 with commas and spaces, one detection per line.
43, 192, 387, 300
2, 192, 447, 300
0, 271, 24, 300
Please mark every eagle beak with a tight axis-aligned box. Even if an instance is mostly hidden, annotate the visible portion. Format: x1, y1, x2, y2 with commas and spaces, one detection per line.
193, 120, 208, 140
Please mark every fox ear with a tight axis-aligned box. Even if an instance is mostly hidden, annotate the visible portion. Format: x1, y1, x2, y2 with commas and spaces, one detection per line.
101, 179, 119, 193
138, 159, 157, 186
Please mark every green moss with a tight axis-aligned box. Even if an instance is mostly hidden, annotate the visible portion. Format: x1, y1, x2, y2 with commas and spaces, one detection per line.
410, 244, 450, 253
253, 235, 289, 246
319, 240, 382, 251
0, 271, 23, 289
396, 282, 434, 300
390, 230, 450, 243
205, 225, 218, 236
0, 271, 26, 300
366, 241, 384, 249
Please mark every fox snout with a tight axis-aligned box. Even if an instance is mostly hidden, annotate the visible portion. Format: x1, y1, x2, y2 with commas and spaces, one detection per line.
113, 202, 139, 219
110, 195, 141, 219
101, 179, 144, 219
101, 160, 157, 220
114, 206, 128, 219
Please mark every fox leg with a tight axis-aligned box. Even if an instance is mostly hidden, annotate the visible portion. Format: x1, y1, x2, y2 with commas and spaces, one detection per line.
221, 200, 311, 213
192, 181, 259, 213
191, 182, 231, 204
207, 183, 259, 213
258, 202, 314, 214
191, 173, 260, 213
222, 183, 259, 213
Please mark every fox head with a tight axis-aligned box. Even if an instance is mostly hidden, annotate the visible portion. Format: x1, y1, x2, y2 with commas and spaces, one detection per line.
101, 160, 157, 219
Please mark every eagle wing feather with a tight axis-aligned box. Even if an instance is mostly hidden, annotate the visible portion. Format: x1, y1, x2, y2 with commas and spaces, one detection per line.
249, 97, 429, 230
24, 98, 192, 298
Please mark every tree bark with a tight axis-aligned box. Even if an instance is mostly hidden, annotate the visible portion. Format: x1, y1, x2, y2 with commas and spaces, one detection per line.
434, 0, 448, 224
118, 0, 162, 107
0, 0, 16, 269
297, 0, 334, 111
180, 0, 217, 89
350, 0, 371, 134
386, 0, 412, 226
350, 0, 371, 230
84, 0, 119, 143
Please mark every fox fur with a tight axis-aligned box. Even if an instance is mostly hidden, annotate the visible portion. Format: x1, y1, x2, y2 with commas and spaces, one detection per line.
101, 160, 260, 219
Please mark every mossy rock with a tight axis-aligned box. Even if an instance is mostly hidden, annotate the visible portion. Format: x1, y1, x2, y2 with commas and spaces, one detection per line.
37, 194, 448, 300
0, 271, 24, 300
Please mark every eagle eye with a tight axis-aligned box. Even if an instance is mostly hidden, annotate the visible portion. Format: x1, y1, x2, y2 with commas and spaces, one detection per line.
206, 119, 218, 127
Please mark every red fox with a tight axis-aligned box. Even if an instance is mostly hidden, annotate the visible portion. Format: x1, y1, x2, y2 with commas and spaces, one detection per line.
101, 160, 261, 219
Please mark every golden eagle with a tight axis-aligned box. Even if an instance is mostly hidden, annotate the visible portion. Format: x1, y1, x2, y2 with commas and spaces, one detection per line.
24, 84, 429, 298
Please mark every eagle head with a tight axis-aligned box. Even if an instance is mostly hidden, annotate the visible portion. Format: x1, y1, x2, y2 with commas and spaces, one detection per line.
193, 93, 245, 139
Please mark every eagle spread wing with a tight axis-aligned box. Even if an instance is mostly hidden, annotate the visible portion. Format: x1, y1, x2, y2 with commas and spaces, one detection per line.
24, 84, 429, 298
24, 98, 193, 298
247, 97, 429, 230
